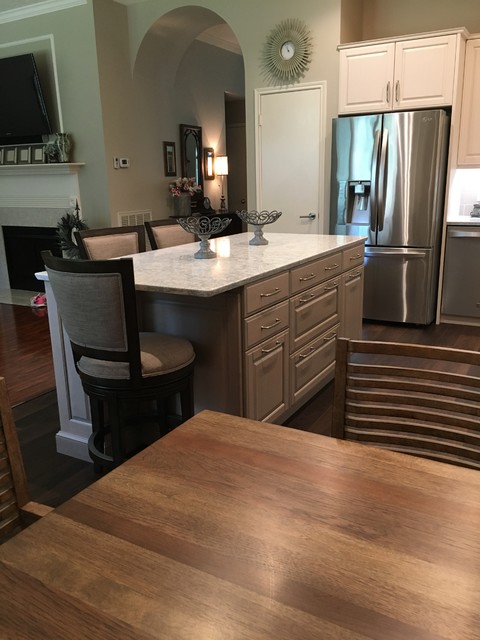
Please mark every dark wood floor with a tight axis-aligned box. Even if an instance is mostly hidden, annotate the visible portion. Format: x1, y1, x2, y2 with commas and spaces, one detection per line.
2, 301, 480, 507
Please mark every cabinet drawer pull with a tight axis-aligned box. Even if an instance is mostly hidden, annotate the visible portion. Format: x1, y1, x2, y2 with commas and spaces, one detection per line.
324, 282, 339, 291
347, 271, 360, 280
299, 293, 316, 304
261, 318, 281, 330
324, 263, 339, 271
260, 287, 280, 298
261, 341, 281, 354
323, 332, 337, 343
386, 80, 391, 104
299, 346, 315, 359
350, 253, 362, 260
395, 80, 400, 102
299, 273, 316, 282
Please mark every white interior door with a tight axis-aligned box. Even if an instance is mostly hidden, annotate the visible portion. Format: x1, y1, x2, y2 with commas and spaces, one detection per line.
255, 83, 326, 234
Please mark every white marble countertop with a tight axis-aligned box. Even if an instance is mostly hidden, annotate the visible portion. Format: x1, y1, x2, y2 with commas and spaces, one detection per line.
130, 232, 366, 297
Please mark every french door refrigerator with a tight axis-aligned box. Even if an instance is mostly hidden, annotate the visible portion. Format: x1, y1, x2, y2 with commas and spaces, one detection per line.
330, 109, 450, 324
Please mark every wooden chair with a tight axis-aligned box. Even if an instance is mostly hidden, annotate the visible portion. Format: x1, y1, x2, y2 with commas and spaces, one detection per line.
145, 219, 195, 250
332, 338, 480, 470
0, 377, 52, 543
42, 251, 195, 471
74, 225, 146, 259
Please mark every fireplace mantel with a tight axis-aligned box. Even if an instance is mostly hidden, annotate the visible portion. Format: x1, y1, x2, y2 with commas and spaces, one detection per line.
0, 162, 84, 209
0, 162, 84, 176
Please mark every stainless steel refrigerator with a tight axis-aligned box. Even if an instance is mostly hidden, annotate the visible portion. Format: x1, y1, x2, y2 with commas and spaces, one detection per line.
330, 109, 450, 324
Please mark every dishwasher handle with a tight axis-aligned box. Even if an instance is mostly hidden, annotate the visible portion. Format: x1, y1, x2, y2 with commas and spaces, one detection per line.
448, 227, 480, 239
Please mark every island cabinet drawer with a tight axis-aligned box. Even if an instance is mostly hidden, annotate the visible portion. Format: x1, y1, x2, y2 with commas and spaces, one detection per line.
243, 272, 289, 316
290, 251, 342, 295
290, 324, 338, 406
290, 278, 340, 352
343, 245, 365, 270
243, 300, 289, 350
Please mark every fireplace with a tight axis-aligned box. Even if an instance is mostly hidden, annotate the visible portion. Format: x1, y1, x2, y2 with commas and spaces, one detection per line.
2, 226, 62, 291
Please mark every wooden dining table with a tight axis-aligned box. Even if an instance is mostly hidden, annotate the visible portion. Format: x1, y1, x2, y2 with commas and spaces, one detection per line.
1, 410, 480, 639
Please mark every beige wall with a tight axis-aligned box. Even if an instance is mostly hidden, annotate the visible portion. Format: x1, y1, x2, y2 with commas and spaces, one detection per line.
2, 0, 480, 229
0, 2, 110, 227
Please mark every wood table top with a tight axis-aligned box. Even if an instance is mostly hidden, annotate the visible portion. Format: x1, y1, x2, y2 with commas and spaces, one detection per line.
2, 410, 480, 639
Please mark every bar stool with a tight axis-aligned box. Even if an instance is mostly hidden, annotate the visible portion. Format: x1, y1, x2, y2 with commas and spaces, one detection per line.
74, 225, 146, 259
145, 219, 195, 250
42, 251, 195, 471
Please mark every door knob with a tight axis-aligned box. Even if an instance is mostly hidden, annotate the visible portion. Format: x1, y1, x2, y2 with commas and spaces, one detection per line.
299, 213, 316, 220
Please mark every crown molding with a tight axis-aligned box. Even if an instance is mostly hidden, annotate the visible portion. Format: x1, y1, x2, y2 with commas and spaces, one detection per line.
0, 0, 86, 25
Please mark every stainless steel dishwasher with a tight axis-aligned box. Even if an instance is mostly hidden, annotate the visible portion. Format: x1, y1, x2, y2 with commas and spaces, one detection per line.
441, 225, 480, 318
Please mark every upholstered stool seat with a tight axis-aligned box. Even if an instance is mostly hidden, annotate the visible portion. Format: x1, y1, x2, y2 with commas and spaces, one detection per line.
41, 251, 195, 471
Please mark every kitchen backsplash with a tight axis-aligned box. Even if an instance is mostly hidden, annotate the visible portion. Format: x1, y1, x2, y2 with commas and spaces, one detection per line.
448, 168, 480, 219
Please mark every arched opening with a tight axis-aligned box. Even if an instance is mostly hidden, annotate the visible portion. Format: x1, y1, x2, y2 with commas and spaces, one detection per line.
132, 6, 246, 217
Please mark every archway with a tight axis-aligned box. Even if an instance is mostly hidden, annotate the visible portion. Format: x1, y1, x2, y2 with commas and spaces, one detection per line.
132, 6, 246, 216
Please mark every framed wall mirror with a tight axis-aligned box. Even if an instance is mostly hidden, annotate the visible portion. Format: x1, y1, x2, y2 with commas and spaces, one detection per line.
180, 124, 203, 186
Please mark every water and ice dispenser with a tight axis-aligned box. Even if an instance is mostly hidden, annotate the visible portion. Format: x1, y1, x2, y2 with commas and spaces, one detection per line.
346, 181, 371, 224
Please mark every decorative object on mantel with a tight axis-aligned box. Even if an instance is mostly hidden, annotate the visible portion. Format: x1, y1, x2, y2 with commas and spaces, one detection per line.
56, 201, 88, 259
261, 18, 313, 85
169, 177, 201, 217
176, 215, 231, 259
236, 210, 282, 245
43, 132, 72, 163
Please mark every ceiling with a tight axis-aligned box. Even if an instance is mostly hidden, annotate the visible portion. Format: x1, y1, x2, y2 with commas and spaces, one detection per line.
0, 0, 240, 54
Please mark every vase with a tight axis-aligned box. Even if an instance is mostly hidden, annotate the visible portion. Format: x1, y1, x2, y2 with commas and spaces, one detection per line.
55, 133, 71, 163
173, 193, 192, 217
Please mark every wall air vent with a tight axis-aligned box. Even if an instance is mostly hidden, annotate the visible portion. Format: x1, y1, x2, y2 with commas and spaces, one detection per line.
117, 209, 152, 227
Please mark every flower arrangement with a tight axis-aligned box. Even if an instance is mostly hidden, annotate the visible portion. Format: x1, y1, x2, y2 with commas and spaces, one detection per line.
169, 177, 201, 197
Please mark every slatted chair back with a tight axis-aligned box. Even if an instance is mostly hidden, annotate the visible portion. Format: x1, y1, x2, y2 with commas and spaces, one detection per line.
0, 377, 52, 543
145, 219, 194, 250
74, 225, 146, 260
332, 338, 480, 470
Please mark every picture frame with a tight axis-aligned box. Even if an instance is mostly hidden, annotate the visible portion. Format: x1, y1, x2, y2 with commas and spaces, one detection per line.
30, 144, 45, 164
163, 141, 176, 177
4, 147, 17, 165
17, 146, 31, 165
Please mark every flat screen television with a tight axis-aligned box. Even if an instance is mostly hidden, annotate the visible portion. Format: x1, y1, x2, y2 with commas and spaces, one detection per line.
0, 53, 52, 146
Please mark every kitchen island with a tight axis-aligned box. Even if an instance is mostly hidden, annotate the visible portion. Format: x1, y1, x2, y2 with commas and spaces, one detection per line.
39, 232, 365, 461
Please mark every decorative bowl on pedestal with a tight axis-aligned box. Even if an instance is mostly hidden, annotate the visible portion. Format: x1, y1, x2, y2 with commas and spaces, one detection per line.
236, 210, 282, 245
176, 216, 231, 259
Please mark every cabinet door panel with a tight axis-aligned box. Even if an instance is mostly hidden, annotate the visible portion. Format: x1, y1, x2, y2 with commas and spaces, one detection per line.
338, 43, 394, 114
340, 267, 364, 339
394, 36, 456, 109
458, 39, 480, 166
245, 330, 289, 422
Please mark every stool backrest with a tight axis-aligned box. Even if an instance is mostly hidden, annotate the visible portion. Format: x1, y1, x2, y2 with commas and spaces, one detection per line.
74, 225, 146, 260
145, 219, 194, 250
332, 337, 480, 470
42, 252, 144, 384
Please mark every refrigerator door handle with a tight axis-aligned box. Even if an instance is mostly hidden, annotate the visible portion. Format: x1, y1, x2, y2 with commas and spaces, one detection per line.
377, 129, 388, 231
365, 248, 427, 258
370, 130, 381, 232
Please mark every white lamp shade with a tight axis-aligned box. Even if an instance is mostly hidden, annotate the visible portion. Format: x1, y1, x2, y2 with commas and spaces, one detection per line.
215, 155, 229, 176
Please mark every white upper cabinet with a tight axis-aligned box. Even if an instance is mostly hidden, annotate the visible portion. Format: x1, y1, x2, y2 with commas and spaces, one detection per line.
457, 38, 480, 166
339, 33, 458, 114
